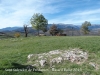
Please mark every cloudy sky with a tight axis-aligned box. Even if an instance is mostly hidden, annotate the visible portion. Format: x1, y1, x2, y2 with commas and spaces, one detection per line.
0, 0, 100, 29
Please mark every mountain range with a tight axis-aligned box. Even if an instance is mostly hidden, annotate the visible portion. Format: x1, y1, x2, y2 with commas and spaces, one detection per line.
0, 24, 100, 32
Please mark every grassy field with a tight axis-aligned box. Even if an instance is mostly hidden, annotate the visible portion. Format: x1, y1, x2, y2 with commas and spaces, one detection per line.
0, 36, 100, 75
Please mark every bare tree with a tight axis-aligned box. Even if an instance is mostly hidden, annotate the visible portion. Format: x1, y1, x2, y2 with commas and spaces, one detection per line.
24, 24, 28, 37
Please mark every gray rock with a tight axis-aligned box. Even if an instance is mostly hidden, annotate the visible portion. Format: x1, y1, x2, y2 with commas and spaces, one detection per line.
27, 54, 34, 59
27, 48, 88, 67
89, 62, 99, 70
39, 60, 47, 67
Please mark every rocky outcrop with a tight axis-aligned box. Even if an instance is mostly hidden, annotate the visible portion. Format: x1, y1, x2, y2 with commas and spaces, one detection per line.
27, 48, 88, 67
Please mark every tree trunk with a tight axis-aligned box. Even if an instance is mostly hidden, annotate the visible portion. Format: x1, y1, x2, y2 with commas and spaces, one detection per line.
24, 25, 28, 37
25, 32, 27, 37
37, 29, 39, 36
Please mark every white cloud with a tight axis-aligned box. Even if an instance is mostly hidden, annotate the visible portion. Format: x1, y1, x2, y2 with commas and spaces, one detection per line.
49, 8, 100, 25
0, 0, 62, 28
70, 9, 100, 16
0, 0, 100, 29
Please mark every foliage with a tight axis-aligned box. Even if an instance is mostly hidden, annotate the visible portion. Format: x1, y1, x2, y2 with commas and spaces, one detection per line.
42, 27, 47, 34
30, 13, 48, 35
81, 21, 91, 35
14, 33, 20, 38
49, 24, 59, 36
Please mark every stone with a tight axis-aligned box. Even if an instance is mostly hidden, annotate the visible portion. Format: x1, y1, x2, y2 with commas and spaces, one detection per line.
39, 60, 47, 67
89, 62, 99, 70
38, 56, 43, 59
27, 48, 88, 67
50, 56, 63, 66
32, 64, 39, 67
49, 50, 61, 55
57, 57, 63, 63
27, 54, 34, 59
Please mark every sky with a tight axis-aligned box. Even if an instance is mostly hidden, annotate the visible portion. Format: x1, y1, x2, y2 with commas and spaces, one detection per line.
0, 0, 100, 29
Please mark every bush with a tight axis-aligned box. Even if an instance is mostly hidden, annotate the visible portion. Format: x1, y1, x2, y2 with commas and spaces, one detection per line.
14, 33, 20, 38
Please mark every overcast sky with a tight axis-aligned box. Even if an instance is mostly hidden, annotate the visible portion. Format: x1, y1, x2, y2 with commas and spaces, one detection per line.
0, 0, 100, 29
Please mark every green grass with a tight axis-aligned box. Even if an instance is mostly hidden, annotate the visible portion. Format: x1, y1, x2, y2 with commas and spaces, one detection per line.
0, 36, 100, 75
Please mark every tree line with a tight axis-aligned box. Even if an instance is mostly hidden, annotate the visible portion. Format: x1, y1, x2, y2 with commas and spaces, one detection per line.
23, 13, 91, 37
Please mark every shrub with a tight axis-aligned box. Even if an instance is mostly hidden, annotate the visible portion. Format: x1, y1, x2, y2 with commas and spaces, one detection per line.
14, 33, 20, 38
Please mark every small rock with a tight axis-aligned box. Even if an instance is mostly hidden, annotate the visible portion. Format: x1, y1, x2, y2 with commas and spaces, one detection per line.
50, 57, 63, 65
39, 60, 47, 67
32, 64, 39, 67
89, 62, 99, 70
38, 56, 43, 59
49, 50, 61, 55
27, 54, 34, 59
56, 57, 63, 63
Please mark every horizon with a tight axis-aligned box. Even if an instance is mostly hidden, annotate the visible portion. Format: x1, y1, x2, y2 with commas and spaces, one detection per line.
0, 0, 100, 29
1, 23, 100, 30
0, 23, 78, 29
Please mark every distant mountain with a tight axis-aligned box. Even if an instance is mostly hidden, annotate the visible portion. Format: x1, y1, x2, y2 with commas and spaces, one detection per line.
0, 27, 36, 33
0, 27, 22, 32
89, 24, 100, 30
0, 24, 100, 32
48, 24, 80, 30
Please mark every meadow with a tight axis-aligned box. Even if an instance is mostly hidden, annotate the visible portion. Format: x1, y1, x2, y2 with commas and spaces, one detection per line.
0, 36, 100, 75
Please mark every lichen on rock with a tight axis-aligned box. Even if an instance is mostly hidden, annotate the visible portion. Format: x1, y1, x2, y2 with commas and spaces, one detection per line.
27, 48, 88, 67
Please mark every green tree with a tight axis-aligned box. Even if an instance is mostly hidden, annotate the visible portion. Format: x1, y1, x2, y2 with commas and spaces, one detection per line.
30, 13, 48, 36
81, 21, 91, 35
49, 24, 59, 36
42, 27, 47, 35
